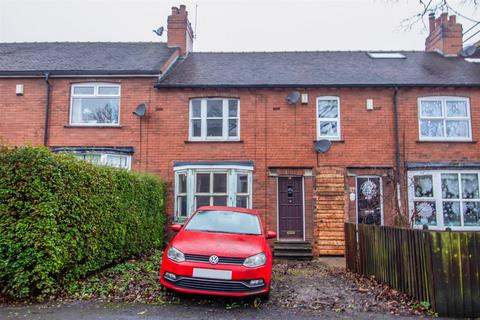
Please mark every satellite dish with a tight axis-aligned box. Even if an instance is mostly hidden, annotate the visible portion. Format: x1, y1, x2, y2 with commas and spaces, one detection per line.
460, 45, 477, 57
286, 91, 301, 105
133, 103, 147, 117
314, 139, 332, 153
152, 27, 164, 37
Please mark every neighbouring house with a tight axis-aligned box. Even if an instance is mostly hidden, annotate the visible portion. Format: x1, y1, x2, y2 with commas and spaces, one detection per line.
1, 5, 480, 258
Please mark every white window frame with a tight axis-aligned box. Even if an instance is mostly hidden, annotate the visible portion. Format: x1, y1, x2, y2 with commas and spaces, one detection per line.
417, 96, 472, 141
72, 152, 131, 170
316, 96, 341, 140
173, 164, 253, 221
408, 170, 480, 231
188, 98, 240, 141
193, 171, 229, 208
70, 83, 121, 126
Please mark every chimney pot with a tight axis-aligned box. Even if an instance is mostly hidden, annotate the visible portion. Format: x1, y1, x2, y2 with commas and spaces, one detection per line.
425, 13, 463, 56
428, 13, 435, 33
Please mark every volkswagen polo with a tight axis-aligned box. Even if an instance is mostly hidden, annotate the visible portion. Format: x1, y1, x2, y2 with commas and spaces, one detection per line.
160, 206, 276, 297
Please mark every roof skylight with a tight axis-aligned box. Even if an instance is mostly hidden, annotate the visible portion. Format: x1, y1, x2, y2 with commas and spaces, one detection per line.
367, 52, 406, 59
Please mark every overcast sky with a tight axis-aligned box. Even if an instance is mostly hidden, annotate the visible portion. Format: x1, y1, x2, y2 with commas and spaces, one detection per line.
0, 0, 479, 51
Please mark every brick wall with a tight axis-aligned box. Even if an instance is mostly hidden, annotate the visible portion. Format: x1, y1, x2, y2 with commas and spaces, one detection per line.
2, 79, 480, 256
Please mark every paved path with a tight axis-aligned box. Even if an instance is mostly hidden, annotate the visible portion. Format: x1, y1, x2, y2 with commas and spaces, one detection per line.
0, 301, 420, 320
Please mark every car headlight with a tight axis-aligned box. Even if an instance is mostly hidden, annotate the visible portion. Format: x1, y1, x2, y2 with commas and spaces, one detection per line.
167, 246, 185, 263
243, 252, 266, 268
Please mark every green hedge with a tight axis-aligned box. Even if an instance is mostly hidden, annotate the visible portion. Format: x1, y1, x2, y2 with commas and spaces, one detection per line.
0, 146, 165, 299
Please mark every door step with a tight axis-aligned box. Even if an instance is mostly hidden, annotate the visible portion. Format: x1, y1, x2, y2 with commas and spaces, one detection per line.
274, 241, 313, 260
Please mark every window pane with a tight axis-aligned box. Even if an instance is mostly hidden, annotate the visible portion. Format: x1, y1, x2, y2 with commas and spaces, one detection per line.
178, 196, 187, 217
178, 173, 187, 194
414, 201, 437, 226
446, 120, 469, 138
414, 175, 434, 197
236, 195, 248, 208
319, 121, 338, 137
82, 154, 101, 164
318, 100, 338, 118
98, 86, 119, 95
195, 196, 210, 208
106, 155, 128, 168
443, 201, 461, 226
229, 100, 238, 117
213, 196, 228, 206
207, 100, 223, 117
420, 120, 444, 137
461, 174, 479, 199
213, 173, 227, 193
237, 174, 248, 193
441, 174, 459, 199
420, 100, 442, 117
228, 119, 238, 137
196, 173, 210, 193
191, 101, 201, 118
72, 97, 120, 124
463, 202, 480, 226
207, 119, 223, 137
192, 119, 201, 137
446, 100, 468, 117
73, 86, 94, 95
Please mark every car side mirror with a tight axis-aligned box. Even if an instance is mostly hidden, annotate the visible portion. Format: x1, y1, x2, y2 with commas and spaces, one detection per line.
266, 231, 277, 239
171, 224, 182, 232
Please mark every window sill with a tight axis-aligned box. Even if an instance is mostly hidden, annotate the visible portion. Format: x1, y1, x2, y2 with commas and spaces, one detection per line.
185, 140, 244, 144
416, 140, 477, 144
313, 139, 345, 143
64, 125, 122, 129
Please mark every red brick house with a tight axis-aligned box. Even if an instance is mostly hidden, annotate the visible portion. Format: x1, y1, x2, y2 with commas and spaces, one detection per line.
1, 6, 480, 257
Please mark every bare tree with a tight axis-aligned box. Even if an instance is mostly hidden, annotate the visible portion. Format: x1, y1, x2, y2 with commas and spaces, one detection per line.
401, 0, 479, 30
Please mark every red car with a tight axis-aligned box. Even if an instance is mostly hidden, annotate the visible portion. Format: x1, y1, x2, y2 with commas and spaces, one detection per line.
160, 206, 276, 298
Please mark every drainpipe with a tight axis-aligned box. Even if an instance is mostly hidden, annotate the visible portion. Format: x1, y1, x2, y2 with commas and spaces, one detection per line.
43, 72, 51, 146
393, 87, 403, 216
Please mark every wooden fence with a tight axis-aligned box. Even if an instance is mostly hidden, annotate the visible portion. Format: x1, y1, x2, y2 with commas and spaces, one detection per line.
344, 222, 480, 318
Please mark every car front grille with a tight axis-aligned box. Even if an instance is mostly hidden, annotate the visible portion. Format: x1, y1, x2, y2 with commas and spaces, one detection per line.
184, 253, 245, 265
165, 276, 265, 293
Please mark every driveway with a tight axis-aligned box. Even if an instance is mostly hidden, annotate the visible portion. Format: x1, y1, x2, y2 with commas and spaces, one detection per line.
0, 300, 421, 320
0, 258, 429, 319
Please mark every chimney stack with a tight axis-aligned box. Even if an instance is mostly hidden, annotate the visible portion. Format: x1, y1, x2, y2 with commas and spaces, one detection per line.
167, 5, 194, 56
425, 13, 463, 56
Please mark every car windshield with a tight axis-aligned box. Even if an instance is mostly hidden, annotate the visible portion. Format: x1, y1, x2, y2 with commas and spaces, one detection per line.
184, 210, 262, 235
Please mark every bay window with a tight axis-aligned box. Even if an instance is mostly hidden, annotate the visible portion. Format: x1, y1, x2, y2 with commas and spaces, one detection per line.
418, 97, 471, 141
408, 170, 480, 230
174, 163, 253, 221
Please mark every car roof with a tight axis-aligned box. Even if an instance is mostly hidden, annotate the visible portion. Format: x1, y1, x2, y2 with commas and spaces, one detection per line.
195, 206, 259, 215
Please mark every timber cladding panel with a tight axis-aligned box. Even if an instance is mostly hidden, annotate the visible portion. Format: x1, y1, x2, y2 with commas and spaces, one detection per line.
314, 167, 347, 255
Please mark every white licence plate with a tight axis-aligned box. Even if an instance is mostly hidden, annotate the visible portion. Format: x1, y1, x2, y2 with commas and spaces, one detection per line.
192, 268, 232, 280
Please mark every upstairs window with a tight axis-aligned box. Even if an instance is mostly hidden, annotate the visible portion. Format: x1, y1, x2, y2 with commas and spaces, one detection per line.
189, 98, 240, 141
70, 83, 121, 126
317, 96, 341, 140
418, 97, 471, 141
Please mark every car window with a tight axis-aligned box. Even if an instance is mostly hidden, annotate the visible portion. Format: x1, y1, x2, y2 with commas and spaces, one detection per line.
184, 210, 261, 235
